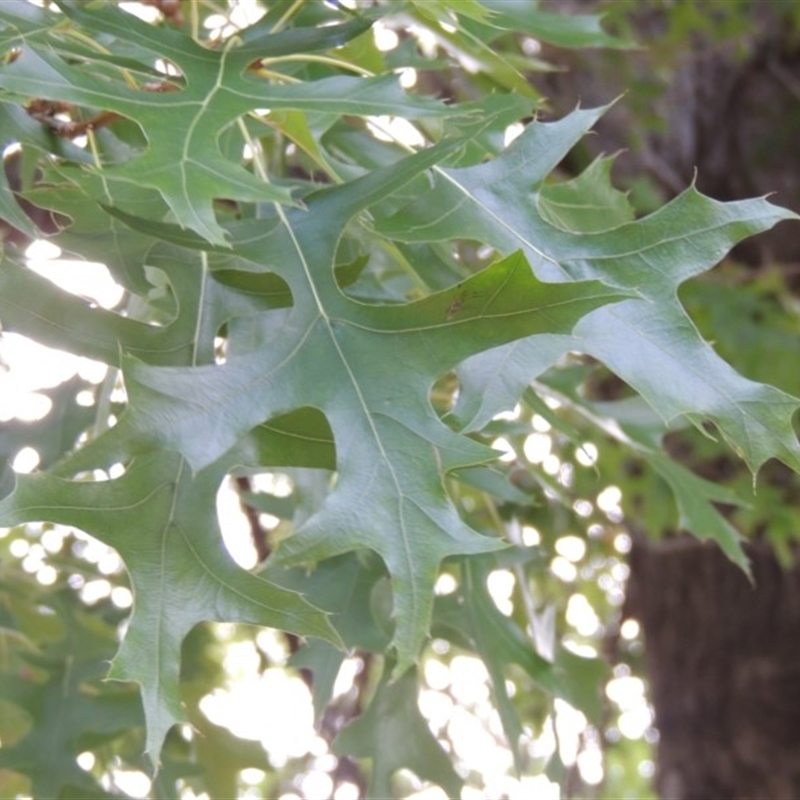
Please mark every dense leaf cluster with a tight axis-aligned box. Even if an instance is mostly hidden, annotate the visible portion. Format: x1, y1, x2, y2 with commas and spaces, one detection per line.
0, 1, 798, 797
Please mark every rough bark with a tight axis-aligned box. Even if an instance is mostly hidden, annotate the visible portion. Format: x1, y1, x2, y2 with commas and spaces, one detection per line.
624, 537, 800, 800
537, 0, 800, 265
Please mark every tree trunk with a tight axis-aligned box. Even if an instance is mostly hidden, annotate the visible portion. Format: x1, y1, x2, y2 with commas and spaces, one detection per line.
537, 0, 800, 265
624, 537, 800, 800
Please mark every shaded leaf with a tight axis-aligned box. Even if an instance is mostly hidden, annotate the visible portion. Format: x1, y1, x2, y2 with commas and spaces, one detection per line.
476, 0, 633, 49
334, 663, 462, 799
0, 452, 340, 761
99, 144, 626, 674
0, 0, 455, 244
537, 155, 635, 233
434, 557, 606, 769
375, 108, 800, 475
0, 377, 95, 470
0, 592, 142, 799
538, 373, 751, 571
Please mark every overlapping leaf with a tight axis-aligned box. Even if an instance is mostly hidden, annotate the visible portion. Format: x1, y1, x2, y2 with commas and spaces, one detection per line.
0, 242, 293, 368
2, 0, 799, 785
0, 591, 142, 799
0, 0, 456, 245
435, 557, 607, 772
374, 108, 800, 475
0, 378, 94, 470
474, 0, 631, 49
539, 369, 752, 570
334, 664, 462, 799
90, 139, 625, 676
0, 446, 340, 761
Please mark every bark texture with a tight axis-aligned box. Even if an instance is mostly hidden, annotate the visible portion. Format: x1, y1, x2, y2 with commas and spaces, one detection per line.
537, 0, 800, 265
624, 538, 800, 800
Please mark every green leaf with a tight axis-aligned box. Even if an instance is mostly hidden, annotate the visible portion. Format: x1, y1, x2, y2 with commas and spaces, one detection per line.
538, 374, 751, 571
410, 0, 497, 27
180, 625, 274, 800
406, 3, 540, 100
0, 163, 37, 242
0, 592, 143, 799
271, 552, 390, 653
334, 663, 463, 799
0, 1, 456, 245
475, 0, 633, 49
26, 178, 168, 296
537, 155, 635, 233
596, 395, 751, 571
288, 640, 346, 724
434, 557, 606, 769
2, 0, 799, 792
451, 334, 575, 431
0, 241, 296, 368
0, 99, 91, 242
375, 108, 800, 475
647, 452, 749, 571
96, 144, 626, 674
682, 268, 800, 397
0, 377, 95, 470
0, 453, 340, 763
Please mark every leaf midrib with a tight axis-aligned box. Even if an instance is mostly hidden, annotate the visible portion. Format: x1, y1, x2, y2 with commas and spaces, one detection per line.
275, 205, 421, 645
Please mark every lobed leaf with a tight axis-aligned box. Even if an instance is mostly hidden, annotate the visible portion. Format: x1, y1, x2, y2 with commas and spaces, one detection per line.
38, 133, 613, 680
0, 452, 340, 761
0, 0, 456, 245
375, 109, 800, 476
